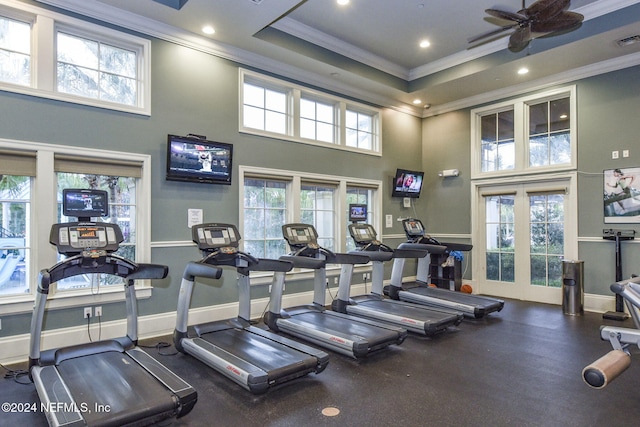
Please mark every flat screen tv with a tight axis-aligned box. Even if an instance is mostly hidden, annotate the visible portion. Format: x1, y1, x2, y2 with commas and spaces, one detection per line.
166, 134, 233, 185
348, 204, 368, 222
62, 188, 109, 219
392, 168, 424, 198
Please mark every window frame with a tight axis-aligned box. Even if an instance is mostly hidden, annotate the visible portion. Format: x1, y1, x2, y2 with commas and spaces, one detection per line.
239, 165, 382, 277
471, 86, 577, 180
0, 138, 152, 315
239, 69, 382, 156
0, 0, 151, 116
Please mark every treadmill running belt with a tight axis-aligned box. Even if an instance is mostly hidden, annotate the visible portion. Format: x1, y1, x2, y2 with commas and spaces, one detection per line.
56, 351, 178, 426
199, 328, 317, 375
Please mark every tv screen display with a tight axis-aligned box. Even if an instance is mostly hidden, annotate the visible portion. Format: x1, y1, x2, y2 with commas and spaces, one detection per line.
166, 134, 233, 185
63, 189, 109, 219
349, 204, 368, 222
392, 168, 424, 198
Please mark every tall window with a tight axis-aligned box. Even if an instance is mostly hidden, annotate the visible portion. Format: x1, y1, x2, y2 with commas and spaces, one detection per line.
243, 178, 287, 259
345, 187, 372, 251
0, 15, 31, 86
529, 193, 564, 288
57, 31, 138, 106
240, 69, 381, 155
55, 173, 137, 291
0, 175, 30, 296
240, 166, 381, 264
485, 195, 515, 283
301, 184, 335, 250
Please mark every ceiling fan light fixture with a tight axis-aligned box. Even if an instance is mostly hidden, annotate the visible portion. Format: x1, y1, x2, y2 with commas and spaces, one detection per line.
518, 67, 529, 75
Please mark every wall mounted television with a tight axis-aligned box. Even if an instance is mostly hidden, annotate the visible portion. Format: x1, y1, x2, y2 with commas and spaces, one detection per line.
391, 168, 424, 198
166, 134, 233, 185
348, 204, 368, 222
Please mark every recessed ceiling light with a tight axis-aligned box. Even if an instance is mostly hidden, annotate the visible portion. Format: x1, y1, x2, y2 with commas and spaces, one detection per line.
419, 40, 431, 48
413, 99, 422, 105
202, 25, 215, 35
517, 67, 529, 75
559, 114, 568, 119
337, 0, 349, 5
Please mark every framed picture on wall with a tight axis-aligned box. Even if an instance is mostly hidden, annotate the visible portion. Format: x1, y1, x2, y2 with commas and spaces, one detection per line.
604, 167, 640, 223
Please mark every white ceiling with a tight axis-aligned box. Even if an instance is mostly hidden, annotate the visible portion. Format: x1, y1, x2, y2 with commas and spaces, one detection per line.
37, 0, 640, 115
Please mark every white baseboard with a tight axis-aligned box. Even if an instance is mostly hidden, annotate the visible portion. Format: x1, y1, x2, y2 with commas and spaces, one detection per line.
0, 284, 365, 365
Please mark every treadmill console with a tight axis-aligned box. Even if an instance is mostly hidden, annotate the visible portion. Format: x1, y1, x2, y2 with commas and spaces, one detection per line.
348, 223, 379, 245
282, 224, 319, 248
403, 219, 425, 238
50, 222, 123, 256
192, 223, 240, 251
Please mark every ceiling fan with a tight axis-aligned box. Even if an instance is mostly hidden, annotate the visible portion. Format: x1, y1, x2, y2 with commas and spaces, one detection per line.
468, 0, 584, 52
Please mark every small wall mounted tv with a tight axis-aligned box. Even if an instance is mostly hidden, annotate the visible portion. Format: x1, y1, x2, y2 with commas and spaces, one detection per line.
63, 188, 109, 219
349, 204, 368, 222
392, 168, 424, 198
166, 134, 233, 185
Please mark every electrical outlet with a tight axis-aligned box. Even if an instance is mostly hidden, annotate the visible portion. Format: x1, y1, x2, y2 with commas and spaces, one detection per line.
95, 306, 102, 317
623, 149, 630, 158
84, 307, 92, 318
612, 150, 619, 159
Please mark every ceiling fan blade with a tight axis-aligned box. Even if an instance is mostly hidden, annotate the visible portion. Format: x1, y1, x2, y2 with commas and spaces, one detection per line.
468, 24, 516, 44
485, 8, 527, 23
524, 0, 571, 21
531, 11, 584, 33
508, 26, 532, 52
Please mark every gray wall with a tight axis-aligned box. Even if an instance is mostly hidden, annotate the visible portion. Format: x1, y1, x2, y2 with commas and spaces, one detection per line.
421, 66, 640, 296
0, 35, 422, 337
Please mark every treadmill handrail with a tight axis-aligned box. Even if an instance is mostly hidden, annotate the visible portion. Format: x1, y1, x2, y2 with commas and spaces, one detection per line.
280, 255, 326, 270
182, 261, 224, 281
397, 242, 447, 254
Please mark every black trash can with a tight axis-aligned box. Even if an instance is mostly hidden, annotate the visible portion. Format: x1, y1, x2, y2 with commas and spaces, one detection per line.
562, 260, 584, 315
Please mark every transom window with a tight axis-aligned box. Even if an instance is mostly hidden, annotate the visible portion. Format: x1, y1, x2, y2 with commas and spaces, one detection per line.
240, 69, 381, 155
472, 86, 576, 178
0, 2, 150, 115
0, 14, 31, 86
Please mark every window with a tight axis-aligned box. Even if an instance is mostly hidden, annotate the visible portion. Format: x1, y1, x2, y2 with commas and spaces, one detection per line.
240, 166, 381, 267
485, 195, 515, 283
0, 2, 150, 114
57, 31, 138, 106
0, 140, 150, 314
0, 14, 31, 86
55, 172, 137, 291
240, 69, 381, 155
345, 110, 374, 150
301, 184, 336, 250
472, 87, 576, 178
0, 175, 30, 296
243, 178, 288, 259
529, 193, 564, 288
345, 187, 373, 251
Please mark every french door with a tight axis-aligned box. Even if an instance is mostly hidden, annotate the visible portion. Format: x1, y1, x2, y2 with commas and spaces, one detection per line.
473, 177, 577, 304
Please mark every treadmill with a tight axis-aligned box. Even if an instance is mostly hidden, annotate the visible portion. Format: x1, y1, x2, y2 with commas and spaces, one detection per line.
331, 223, 463, 336
173, 222, 329, 394
387, 218, 504, 319
29, 189, 197, 427
264, 223, 407, 358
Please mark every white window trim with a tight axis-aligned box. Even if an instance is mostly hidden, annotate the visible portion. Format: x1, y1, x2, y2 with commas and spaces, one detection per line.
239, 165, 382, 280
0, 138, 152, 315
0, 0, 151, 116
239, 68, 382, 157
470, 85, 577, 180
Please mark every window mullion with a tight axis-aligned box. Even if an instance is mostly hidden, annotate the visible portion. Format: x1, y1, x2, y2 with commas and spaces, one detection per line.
34, 15, 55, 91
292, 89, 300, 139
514, 102, 526, 172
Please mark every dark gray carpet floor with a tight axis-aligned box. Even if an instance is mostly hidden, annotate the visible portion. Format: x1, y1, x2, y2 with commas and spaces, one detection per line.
2, 298, 639, 427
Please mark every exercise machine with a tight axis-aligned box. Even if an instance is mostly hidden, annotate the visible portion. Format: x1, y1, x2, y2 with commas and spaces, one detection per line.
583, 275, 640, 389
173, 222, 329, 394
30, 189, 197, 427
264, 223, 407, 358
387, 218, 504, 319
332, 222, 463, 335
602, 228, 635, 320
